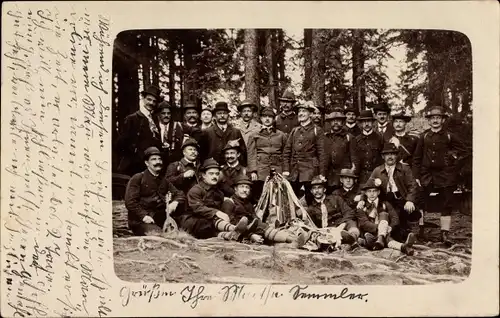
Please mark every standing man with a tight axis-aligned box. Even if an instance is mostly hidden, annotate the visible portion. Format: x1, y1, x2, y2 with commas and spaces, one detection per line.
389, 110, 419, 166
125, 147, 185, 236
324, 107, 359, 192
372, 102, 394, 142
116, 85, 162, 176
283, 102, 327, 202
199, 101, 247, 166
247, 107, 287, 201
165, 138, 200, 195
312, 102, 325, 128
156, 101, 185, 167
275, 89, 299, 135
344, 105, 362, 137
354, 110, 384, 184
182, 101, 203, 142
413, 106, 467, 246
200, 106, 213, 131
233, 99, 261, 146
219, 139, 248, 197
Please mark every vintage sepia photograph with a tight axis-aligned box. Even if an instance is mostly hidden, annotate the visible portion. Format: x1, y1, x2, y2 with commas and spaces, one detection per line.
110, 28, 473, 285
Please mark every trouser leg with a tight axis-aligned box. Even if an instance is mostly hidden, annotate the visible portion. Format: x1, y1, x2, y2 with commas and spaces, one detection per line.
252, 180, 265, 204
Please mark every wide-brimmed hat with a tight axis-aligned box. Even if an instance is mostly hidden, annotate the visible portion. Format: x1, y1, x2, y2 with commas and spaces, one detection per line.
143, 146, 162, 160
200, 158, 220, 171
212, 101, 230, 114
233, 175, 253, 187
357, 110, 375, 121
222, 139, 242, 152
425, 106, 448, 118
372, 102, 391, 113
325, 107, 347, 121
181, 137, 199, 150
154, 100, 173, 114
279, 89, 296, 102
391, 110, 412, 122
310, 175, 328, 186
260, 107, 276, 117
338, 169, 358, 178
140, 86, 161, 100
183, 101, 201, 113
294, 101, 317, 112
237, 99, 258, 112
381, 143, 399, 154
344, 105, 359, 115
361, 178, 383, 190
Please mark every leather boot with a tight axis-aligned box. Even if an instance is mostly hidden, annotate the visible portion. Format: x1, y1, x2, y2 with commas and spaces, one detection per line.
401, 244, 415, 256
231, 217, 249, 241
405, 232, 417, 247
373, 235, 385, 250
364, 233, 376, 249
441, 230, 453, 247
340, 230, 356, 245
418, 225, 426, 242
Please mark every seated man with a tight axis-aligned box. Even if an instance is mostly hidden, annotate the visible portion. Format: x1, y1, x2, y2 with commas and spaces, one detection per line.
125, 147, 185, 236
332, 169, 362, 210
165, 138, 200, 195
306, 175, 360, 247
180, 158, 251, 240
219, 139, 248, 197
220, 175, 299, 244
356, 178, 415, 255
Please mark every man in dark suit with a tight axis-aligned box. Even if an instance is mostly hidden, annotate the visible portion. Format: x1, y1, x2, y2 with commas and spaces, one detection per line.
165, 138, 201, 195
155, 101, 185, 169
181, 101, 203, 143
373, 102, 395, 143
344, 105, 362, 137
275, 89, 299, 135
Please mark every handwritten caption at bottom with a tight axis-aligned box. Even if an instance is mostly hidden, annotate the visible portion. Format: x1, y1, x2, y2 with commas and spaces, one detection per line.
120, 284, 369, 309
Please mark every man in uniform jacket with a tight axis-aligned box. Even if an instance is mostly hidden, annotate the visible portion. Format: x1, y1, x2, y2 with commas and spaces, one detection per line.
388, 110, 419, 166
165, 138, 200, 195
367, 143, 420, 243
181, 101, 203, 143
312, 102, 325, 128
413, 106, 468, 246
372, 102, 395, 143
155, 101, 185, 169
199, 101, 247, 166
354, 110, 384, 184
247, 107, 287, 201
332, 169, 362, 210
116, 86, 162, 176
125, 147, 185, 236
324, 108, 359, 192
306, 176, 360, 247
275, 89, 299, 135
283, 102, 327, 204
233, 99, 262, 146
219, 139, 249, 197
344, 105, 362, 137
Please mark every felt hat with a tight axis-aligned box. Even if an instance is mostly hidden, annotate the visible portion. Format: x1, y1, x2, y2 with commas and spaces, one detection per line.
140, 85, 161, 100
260, 107, 276, 117
310, 175, 328, 186
361, 178, 383, 190
344, 105, 359, 115
381, 143, 399, 154
325, 107, 347, 121
212, 101, 230, 114
200, 158, 220, 171
181, 137, 199, 150
425, 106, 448, 118
143, 146, 162, 160
338, 169, 358, 178
294, 101, 317, 112
154, 100, 173, 114
237, 99, 258, 112
357, 110, 375, 121
183, 101, 201, 113
391, 110, 412, 122
233, 175, 253, 187
279, 89, 296, 102
222, 139, 242, 152
372, 102, 391, 113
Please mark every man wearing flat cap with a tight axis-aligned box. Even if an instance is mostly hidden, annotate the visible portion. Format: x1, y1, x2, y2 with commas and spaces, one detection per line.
165, 138, 201, 195
324, 107, 359, 192
344, 105, 362, 137
116, 85, 162, 176
354, 109, 384, 184
125, 147, 185, 236
199, 101, 247, 166
181, 101, 203, 142
275, 89, 299, 135
233, 99, 262, 146
413, 106, 467, 246
372, 102, 395, 143
155, 100, 185, 168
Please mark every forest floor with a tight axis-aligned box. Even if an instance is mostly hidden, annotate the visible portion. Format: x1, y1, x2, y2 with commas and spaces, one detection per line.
113, 201, 472, 285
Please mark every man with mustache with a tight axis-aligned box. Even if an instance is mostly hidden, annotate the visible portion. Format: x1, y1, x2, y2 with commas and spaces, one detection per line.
332, 169, 362, 210
182, 101, 203, 143
116, 85, 162, 176
387, 110, 419, 167
125, 147, 185, 236
165, 138, 200, 195
372, 102, 395, 143
413, 106, 467, 246
283, 102, 327, 204
312, 102, 325, 128
199, 101, 247, 166
354, 110, 384, 184
233, 99, 262, 146
180, 158, 254, 240
219, 139, 248, 197
200, 106, 213, 131
324, 107, 359, 193
155, 101, 185, 169
275, 89, 299, 135
344, 105, 362, 137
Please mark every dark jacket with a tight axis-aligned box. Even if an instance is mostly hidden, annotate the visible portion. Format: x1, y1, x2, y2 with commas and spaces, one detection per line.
332, 184, 361, 210
345, 123, 362, 137
391, 133, 419, 166
324, 129, 359, 187
125, 169, 185, 228
412, 128, 467, 188
354, 131, 384, 184
199, 123, 247, 166
374, 123, 395, 143
165, 158, 200, 194
307, 194, 357, 229
182, 122, 203, 143
187, 180, 225, 219
283, 122, 327, 182
219, 163, 248, 197
159, 121, 185, 165
356, 199, 399, 234
247, 127, 287, 181
221, 195, 256, 224
368, 163, 419, 203
275, 112, 299, 135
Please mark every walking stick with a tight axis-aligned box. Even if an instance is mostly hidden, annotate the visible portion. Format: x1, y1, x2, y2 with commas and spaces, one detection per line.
162, 191, 178, 232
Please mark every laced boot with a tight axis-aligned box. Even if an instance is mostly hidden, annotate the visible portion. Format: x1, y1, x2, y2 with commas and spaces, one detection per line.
373, 235, 386, 250
441, 230, 453, 247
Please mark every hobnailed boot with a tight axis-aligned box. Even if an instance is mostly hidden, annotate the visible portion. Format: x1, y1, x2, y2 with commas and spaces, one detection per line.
441, 230, 453, 247
373, 235, 385, 250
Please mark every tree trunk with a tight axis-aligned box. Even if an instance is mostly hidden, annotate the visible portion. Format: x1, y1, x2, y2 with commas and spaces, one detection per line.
266, 29, 278, 109
140, 34, 152, 89
167, 36, 176, 106
451, 85, 459, 115
311, 29, 325, 112
151, 36, 160, 87
178, 44, 184, 108
277, 29, 286, 94
303, 29, 313, 99
352, 29, 365, 112
425, 32, 446, 108
244, 29, 260, 111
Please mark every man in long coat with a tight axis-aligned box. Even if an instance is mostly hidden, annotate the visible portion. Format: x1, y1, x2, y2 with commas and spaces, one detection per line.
116, 86, 162, 176
344, 105, 362, 137
233, 99, 261, 146
275, 89, 299, 135
199, 101, 247, 166
181, 101, 203, 143
354, 110, 384, 184
372, 102, 395, 143
155, 101, 185, 169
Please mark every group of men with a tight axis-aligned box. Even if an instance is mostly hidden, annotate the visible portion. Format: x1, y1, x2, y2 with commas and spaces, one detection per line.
118, 85, 469, 255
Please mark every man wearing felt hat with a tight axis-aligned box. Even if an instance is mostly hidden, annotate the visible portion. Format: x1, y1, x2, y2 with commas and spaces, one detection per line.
344, 105, 362, 137
372, 102, 395, 142
219, 139, 249, 197
181, 101, 203, 142
332, 169, 362, 210
125, 147, 185, 236
311, 102, 325, 128
354, 109, 384, 184
164, 138, 201, 194
388, 109, 419, 167
413, 106, 468, 246
233, 99, 262, 146
324, 107, 359, 191
283, 101, 327, 204
199, 101, 247, 166
155, 100, 185, 168
275, 89, 299, 134
200, 105, 213, 131
116, 85, 163, 176
247, 107, 287, 201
